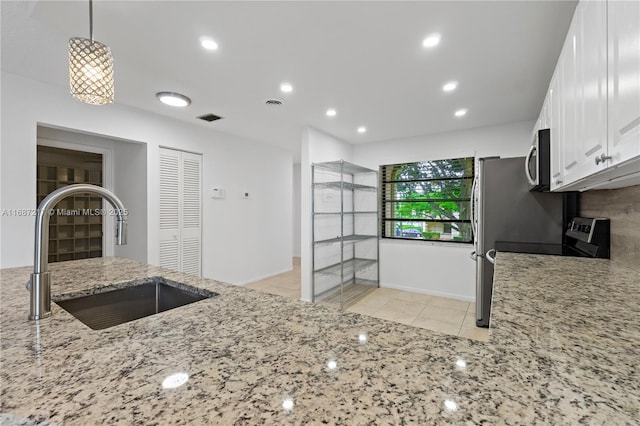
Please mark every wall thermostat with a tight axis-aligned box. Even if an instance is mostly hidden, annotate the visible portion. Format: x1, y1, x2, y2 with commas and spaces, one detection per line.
211, 188, 225, 199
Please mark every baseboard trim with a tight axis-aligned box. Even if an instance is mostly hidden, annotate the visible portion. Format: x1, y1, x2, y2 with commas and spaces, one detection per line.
380, 282, 475, 303
237, 267, 294, 286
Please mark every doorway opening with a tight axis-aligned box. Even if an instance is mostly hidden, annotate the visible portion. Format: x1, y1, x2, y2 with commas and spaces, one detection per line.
36, 145, 104, 263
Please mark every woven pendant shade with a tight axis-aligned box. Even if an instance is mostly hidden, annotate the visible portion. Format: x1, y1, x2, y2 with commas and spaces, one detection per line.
69, 37, 114, 105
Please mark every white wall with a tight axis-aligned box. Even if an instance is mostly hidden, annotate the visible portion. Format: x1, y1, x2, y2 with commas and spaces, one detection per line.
300, 127, 353, 301
353, 120, 534, 301
292, 163, 301, 258
112, 138, 148, 264
1, 71, 293, 286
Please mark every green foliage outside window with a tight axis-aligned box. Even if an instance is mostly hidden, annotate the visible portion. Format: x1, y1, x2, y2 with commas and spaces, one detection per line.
380, 157, 474, 243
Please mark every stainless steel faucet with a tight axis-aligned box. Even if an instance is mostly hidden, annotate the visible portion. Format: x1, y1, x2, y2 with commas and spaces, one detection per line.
28, 184, 128, 320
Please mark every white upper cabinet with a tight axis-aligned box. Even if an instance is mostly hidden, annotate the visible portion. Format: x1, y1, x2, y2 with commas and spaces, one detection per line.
560, 12, 581, 185
542, 0, 640, 191
608, 0, 640, 166
558, 0, 608, 187
549, 71, 564, 189
576, 0, 608, 175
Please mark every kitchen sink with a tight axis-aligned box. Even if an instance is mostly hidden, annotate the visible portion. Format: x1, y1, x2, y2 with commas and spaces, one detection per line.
54, 277, 218, 330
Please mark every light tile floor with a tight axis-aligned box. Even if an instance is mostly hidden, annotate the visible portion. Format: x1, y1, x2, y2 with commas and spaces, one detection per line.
246, 258, 489, 342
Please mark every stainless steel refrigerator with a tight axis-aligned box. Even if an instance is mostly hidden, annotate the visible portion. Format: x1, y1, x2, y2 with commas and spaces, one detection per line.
470, 157, 577, 327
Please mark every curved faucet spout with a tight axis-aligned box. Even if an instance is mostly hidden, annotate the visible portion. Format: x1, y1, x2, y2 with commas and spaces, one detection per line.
29, 184, 128, 320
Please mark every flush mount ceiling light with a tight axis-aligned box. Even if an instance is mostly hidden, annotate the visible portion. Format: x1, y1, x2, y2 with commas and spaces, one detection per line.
326, 108, 337, 117
442, 81, 458, 92
454, 108, 468, 117
68, 0, 114, 105
422, 33, 441, 48
200, 37, 218, 51
156, 92, 191, 107
357, 126, 367, 133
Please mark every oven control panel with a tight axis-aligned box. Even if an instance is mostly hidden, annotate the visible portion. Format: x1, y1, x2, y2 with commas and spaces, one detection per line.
565, 217, 610, 258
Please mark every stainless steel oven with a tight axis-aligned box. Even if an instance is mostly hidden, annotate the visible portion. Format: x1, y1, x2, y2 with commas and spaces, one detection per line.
525, 128, 551, 191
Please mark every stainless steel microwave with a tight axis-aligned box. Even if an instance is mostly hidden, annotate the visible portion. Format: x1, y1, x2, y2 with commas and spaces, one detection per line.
525, 128, 551, 191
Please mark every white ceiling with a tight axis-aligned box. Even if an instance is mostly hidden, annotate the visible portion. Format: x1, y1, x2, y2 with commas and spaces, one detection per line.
1, 1, 577, 157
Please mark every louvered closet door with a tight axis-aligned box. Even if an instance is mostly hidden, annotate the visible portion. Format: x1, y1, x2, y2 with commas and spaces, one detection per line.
180, 152, 202, 276
159, 149, 181, 272
158, 148, 202, 277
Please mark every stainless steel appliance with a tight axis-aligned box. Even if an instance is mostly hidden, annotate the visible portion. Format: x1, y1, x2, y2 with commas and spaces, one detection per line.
525, 128, 551, 191
564, 217, 610, 258
470, 157, 578, 328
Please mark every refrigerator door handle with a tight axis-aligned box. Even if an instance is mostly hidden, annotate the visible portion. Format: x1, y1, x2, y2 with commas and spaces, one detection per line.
486, 249, 496, 264
525, 144, 537, 185
470, 175, 478, 240
475, 161, 484, 324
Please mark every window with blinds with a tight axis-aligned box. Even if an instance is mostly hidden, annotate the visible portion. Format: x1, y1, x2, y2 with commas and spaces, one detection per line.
380, 157, 474, 243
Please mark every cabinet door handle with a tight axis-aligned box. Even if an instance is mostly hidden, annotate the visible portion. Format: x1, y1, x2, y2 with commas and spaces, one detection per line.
595, 153, 612, 165
556, 179, 563, 185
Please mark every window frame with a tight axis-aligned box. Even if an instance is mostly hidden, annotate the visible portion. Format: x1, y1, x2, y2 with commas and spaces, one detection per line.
379, 157, 475, 244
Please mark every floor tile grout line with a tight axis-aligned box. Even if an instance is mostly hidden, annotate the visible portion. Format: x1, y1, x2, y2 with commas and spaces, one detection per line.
457, 312, 467, 336
249, 259, 489, 340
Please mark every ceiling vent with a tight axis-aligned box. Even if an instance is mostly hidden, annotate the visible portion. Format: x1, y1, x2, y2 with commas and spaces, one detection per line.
265, 99, 284, 107
197, 113, 223, 122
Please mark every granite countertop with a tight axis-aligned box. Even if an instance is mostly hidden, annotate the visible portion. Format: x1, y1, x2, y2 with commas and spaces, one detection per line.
1, 254, 638, 424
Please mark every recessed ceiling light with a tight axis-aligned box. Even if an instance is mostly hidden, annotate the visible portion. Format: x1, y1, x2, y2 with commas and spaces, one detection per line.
326, 108, 337, 117
200, 37, 218, 51
280, 82, 293, 93
357, 126, 367, 133
156, 92, 191, 107
422, 33, 441, 48
454, 108, 468, 117
443, 81, 458, 92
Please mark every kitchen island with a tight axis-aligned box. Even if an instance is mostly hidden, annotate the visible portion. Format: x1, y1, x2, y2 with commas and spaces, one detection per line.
1, 254, 638, 424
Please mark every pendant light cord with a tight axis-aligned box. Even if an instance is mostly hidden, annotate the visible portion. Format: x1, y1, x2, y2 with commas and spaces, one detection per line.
89, 0, 94, 43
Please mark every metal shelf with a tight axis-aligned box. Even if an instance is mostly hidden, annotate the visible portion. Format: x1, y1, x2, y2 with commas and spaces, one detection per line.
314, 211, 377, 216
315, 278, 378, 306
314, 258, 377, 276
312, 160, 376, 174
312, 159, 379, 309
314, 181, 377, 191
314, 234, 377, 245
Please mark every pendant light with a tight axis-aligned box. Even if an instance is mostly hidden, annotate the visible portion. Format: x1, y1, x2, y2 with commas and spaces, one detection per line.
68, 0, 114, 105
